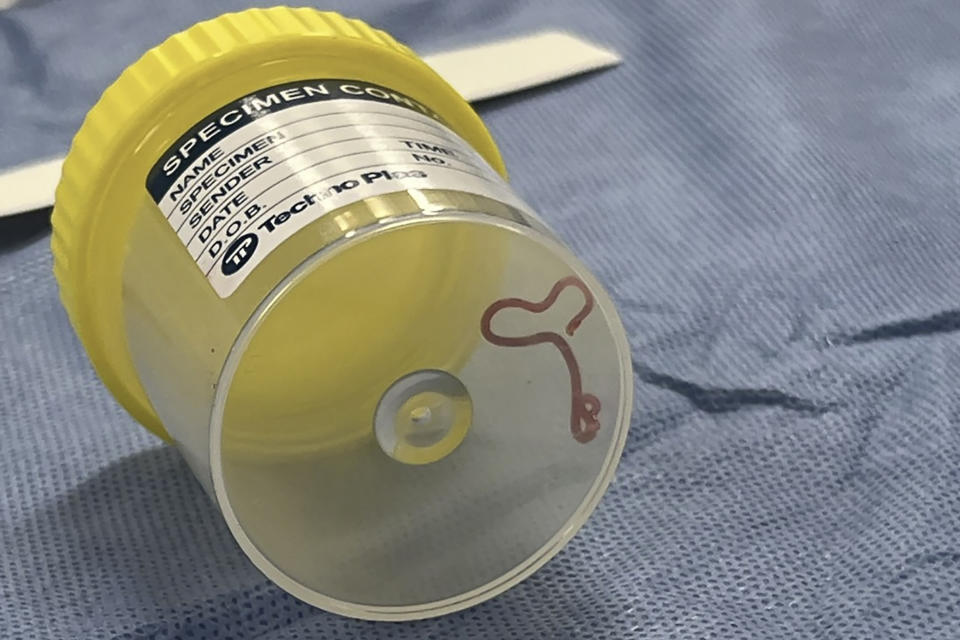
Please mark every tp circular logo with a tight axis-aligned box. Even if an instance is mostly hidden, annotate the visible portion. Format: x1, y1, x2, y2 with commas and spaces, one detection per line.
221, 233, 258, 276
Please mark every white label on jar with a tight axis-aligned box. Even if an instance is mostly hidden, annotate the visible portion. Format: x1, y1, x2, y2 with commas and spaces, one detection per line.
146, 79, 528, 298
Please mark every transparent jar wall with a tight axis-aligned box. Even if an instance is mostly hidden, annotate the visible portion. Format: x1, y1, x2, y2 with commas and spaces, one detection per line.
121, 189, 536, 489
122, 189, 632, 618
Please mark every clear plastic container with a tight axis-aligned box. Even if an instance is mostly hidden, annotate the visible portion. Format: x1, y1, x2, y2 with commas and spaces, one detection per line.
51, 7, 633, 620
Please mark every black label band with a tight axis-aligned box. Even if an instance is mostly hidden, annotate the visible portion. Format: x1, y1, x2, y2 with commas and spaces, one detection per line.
145, 79, 444, 201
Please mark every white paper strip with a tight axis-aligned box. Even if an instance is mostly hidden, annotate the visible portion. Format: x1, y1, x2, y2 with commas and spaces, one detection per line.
424, 30, 621, 103
0, 158, 63, 218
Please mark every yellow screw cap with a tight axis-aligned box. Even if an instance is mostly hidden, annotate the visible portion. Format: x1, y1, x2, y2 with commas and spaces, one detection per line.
50, 7, 506, 440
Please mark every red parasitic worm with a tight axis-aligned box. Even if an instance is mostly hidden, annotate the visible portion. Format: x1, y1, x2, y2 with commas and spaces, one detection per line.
480, 275, 601, 443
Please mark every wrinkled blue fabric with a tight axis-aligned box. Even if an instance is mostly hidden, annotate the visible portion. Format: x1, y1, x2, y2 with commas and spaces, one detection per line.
4, 1, 960, 638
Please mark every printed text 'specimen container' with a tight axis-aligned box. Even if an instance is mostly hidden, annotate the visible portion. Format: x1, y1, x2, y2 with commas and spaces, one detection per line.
51, 7, 633, 620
